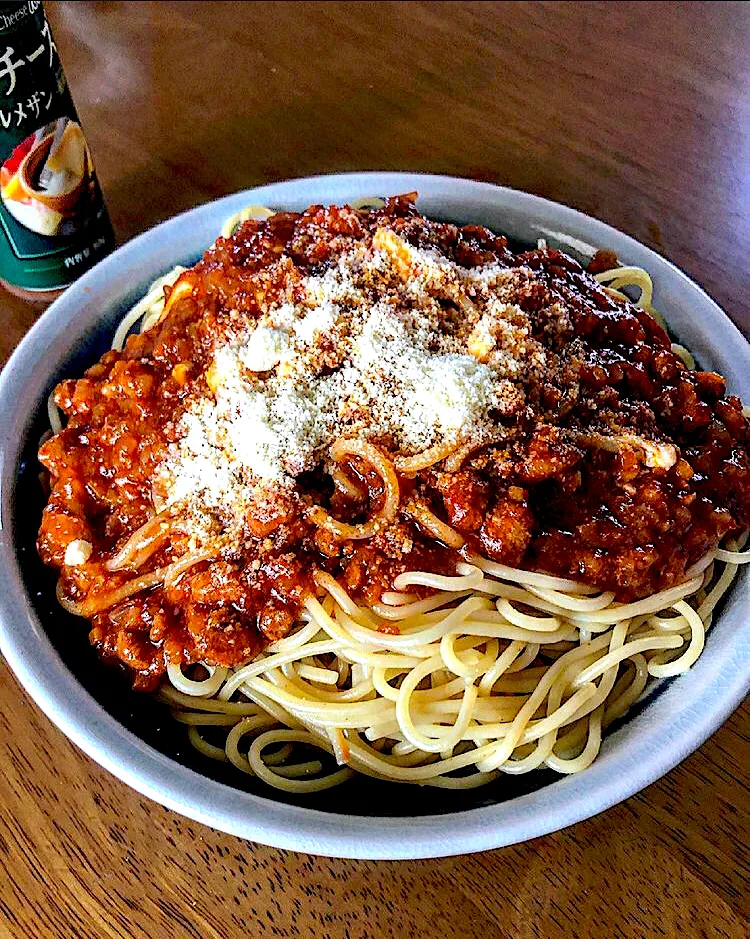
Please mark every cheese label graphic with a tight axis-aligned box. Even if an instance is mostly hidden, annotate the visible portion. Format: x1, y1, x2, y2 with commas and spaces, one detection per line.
0, 2, 114, 293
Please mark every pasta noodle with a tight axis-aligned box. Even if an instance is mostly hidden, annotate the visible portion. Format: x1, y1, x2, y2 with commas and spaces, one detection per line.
155, 531, 746, 791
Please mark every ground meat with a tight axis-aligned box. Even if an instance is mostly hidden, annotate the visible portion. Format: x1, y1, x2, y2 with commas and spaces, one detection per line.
37, 197, 750, 688
479, 492, 534, 566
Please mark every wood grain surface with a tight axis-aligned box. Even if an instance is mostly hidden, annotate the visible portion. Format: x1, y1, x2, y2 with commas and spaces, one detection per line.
1, 2, 748, 937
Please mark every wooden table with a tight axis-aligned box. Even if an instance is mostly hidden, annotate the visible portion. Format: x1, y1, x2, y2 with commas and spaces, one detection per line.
1, 3, 748, 936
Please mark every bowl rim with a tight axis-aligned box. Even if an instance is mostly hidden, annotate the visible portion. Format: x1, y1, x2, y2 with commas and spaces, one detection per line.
1, 171, 748, 860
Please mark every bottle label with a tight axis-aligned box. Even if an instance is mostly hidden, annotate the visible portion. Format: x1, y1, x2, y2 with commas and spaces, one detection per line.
0, 1, 114, 291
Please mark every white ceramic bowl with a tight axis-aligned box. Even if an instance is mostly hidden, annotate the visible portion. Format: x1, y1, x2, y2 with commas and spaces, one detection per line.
1, 173, 748, 859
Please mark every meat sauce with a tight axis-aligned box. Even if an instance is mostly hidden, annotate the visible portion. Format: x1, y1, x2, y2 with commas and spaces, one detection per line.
37, 196, 750, 689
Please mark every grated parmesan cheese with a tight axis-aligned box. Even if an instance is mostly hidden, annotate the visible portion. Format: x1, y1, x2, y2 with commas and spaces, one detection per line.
237, 325, 291, 373
64, 538, 92, 566
159, 227, 556, 538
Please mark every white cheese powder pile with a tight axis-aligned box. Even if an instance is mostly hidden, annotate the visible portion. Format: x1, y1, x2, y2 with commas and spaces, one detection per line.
159, 230, 552, 533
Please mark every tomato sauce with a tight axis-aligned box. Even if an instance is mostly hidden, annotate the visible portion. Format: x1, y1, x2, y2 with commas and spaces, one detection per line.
37, 197, 750, 689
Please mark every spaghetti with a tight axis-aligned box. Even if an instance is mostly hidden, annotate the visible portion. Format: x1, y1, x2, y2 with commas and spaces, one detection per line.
160, 530, 747, 792
38, 196, 750, 793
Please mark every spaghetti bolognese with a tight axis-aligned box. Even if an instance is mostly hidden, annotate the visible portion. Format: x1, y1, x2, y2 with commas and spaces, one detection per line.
37, 195, 750, 791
